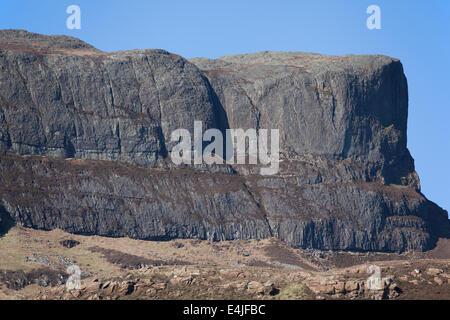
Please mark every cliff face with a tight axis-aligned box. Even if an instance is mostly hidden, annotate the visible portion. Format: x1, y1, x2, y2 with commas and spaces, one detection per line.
191, 52, 416, 186
0, 30, 448, 252
0, 30, 219, 167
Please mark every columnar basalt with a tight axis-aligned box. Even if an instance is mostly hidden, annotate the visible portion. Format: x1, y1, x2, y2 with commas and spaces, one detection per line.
0, 30, 448, 252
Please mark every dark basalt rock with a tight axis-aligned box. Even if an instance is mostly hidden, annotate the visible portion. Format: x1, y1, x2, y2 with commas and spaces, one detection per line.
0, 30, 448, 252
60, 239, 80, 248
0, 30, 219, 167
190, 52, 415, 187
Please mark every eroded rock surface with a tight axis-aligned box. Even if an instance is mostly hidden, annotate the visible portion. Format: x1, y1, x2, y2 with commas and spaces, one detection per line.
0, 30, 448, 252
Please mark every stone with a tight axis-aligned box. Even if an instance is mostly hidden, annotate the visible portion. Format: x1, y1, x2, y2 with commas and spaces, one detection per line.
84, 281, 101, 292
145, 288, 156, 296
345, 280, 360, 292
70, 290, 82, 298
426, 268, 443, 276
334, 281, 346, 294
307, 280, 336, 295
434, 277, 444, 285
117, 281, 135, 295
389, 283, 402, 298
411, 269, 422, 277
234, 281, 248, 292
59, 239, 80, 248
247, 281, 264, 295
103, 281, 118, 294
383, 277, 393, 287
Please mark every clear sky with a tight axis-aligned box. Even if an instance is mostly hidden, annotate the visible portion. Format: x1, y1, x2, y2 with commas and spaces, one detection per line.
1, 0, 449, 213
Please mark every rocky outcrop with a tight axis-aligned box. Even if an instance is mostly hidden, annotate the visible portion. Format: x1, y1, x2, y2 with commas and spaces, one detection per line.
0, 29, 219, 167
0, 30, 448, 252
191, 52, 415, 187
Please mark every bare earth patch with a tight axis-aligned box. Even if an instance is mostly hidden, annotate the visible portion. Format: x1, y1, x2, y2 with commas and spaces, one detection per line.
0, 226, 449, 300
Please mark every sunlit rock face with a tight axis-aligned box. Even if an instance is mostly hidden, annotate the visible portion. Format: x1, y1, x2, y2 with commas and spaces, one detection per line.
0, 30, 448, 252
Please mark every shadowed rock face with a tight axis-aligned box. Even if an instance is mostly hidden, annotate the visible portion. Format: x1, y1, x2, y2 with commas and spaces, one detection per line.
0, 30, 448, 252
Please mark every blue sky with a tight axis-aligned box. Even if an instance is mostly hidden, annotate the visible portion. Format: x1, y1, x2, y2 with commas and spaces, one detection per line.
1, 0, 449, 213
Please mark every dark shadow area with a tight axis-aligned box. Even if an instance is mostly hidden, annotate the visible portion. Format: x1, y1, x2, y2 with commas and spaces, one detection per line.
88, 246, 191, 269
156, 125, 169, 159
205, 76, 234, 162
64, 136, 76, 158
0, 204, 15, 237
59, 239, 80, 248
424, 200, 450, 240
0, 267, 68, 290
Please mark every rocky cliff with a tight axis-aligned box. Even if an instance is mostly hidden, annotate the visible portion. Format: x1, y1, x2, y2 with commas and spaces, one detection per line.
0, 30, 448, 252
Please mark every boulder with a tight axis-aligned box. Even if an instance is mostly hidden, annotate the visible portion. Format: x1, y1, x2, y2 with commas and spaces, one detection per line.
426, 268, 443, 276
